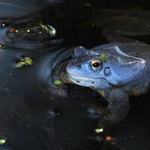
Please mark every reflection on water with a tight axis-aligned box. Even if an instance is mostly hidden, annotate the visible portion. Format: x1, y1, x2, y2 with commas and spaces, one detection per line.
0, 13, 111, 150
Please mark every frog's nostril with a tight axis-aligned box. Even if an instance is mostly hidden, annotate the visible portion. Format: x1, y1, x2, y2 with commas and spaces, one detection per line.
76, 64, 81, 68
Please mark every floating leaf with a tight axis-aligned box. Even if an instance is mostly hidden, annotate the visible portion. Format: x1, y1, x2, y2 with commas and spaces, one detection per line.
24, 60, 32, 65
15, 62, 25, 68
94, 128, 103, 133
54, 80, 62, 85
101, 54, 106, 62
15, 57, 33, 68
24, 57, 32, 65
0, 139, 6, 145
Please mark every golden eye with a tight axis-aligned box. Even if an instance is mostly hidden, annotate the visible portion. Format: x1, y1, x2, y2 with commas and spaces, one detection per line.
90, 59, 102, 71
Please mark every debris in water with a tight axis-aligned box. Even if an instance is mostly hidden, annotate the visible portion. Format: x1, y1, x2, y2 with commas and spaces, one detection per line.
15, 56, 33, 68
39, 23, 56, 36
106, 136, 112, 141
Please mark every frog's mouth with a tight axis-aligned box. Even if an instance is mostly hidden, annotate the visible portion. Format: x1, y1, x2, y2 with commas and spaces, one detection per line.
67, 72, 93, 82
65, 71, 106, 86
59, 68, 94, 86
65, 71, 119, 88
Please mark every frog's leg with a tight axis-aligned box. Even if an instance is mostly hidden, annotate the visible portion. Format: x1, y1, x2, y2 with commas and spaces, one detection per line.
100, 89, 130, 124
102, 20, 150, 43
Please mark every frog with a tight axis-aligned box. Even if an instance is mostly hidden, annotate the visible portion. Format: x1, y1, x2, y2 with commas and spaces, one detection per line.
59, 9, 150, 123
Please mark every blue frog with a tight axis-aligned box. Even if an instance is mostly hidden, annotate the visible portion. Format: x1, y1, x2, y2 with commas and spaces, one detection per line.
60, 10, 150, 123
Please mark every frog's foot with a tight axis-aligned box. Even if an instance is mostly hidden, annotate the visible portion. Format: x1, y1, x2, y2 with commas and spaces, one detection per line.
106, 89, 130, 124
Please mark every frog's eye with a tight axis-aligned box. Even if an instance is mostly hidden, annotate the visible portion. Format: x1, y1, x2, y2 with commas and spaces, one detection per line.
90, 59, 102, 71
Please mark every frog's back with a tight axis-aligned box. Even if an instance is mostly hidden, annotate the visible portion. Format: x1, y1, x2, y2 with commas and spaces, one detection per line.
94, 43, 150, 60
116, 43, 150, 76
116, 43, 150, 60
114, 43, 150, 95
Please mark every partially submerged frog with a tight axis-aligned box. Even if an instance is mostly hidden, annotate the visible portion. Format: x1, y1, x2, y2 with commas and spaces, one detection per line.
59, 10, 150, 123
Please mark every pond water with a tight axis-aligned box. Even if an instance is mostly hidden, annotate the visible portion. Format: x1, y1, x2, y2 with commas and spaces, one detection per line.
0, 0, 150, 150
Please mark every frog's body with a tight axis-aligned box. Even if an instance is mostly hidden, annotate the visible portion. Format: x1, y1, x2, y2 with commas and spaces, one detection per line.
62, 43, 150, 123
60, 10, 150, 123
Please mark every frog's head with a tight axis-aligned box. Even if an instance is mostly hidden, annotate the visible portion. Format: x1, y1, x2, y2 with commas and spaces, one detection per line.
65, 45, 146, 90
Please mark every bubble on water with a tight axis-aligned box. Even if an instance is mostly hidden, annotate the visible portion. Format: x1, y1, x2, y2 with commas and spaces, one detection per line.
0, 44, 4, 48
47, 25, 56, 36
27, 29, 30, 32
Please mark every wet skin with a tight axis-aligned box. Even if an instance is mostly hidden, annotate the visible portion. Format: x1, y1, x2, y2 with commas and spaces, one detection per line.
60, 10, 150, 123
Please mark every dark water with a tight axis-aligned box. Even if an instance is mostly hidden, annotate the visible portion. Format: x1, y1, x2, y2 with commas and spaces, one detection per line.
0, 0, 150, 150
